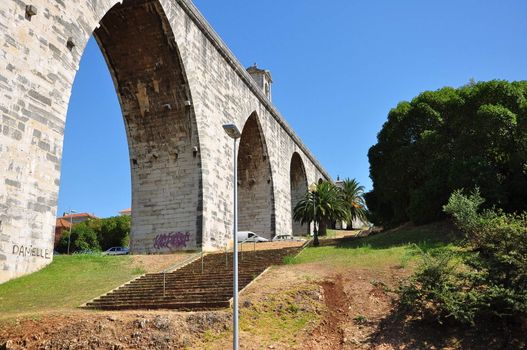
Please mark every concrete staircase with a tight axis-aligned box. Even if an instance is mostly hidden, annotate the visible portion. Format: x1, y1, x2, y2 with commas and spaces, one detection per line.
84, 246, 301, 311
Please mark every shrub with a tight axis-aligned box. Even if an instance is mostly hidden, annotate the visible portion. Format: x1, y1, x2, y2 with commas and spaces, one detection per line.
97, 215, 131, 250
399, 248, 481, 325
57, 221, 100, 253
399, 189, 527, 327
57, 215, 130, 253
442, 188, 484, 234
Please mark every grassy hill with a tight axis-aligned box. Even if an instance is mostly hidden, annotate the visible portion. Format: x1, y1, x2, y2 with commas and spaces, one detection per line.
0, 255, 144, 317
291, 221, 459, 268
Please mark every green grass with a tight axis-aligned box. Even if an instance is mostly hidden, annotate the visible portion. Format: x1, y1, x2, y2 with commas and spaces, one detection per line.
324, 229, 338, 238
0, 255, 144, 318
289, 222, 460, 268
199, 284, 321, 349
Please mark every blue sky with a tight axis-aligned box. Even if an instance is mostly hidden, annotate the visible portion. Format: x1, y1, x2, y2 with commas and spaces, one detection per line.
57, 0, 527, 218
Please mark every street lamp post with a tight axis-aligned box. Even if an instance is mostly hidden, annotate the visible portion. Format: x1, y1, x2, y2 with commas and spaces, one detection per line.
222, 123, 242, 350
66, 209, 77, 255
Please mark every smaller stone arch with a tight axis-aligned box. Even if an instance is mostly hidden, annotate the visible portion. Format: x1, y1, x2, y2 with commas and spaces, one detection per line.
237, 112, 275, 239
290, 152, 308, 235
318, 178, 324, 185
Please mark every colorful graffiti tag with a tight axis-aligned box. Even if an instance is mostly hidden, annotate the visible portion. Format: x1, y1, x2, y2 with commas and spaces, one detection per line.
153, 231, 191, 249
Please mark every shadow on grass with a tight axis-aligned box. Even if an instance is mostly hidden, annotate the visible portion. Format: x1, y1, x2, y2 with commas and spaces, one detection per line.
368, 304, 527, 349
319, 221, 461, 252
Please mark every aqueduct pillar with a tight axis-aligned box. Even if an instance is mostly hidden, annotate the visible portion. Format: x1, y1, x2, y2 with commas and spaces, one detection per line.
0, 0, 330, 283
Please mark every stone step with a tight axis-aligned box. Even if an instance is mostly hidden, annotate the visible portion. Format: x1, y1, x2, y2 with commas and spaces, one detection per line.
126, 274, 260, 284
101, 283, 248, 293
108, 282, 253, 294
88, 292, 237, 304
131, 271, 261, 278
85, 246, 303, 311
85, 300, 231, 311
124, 274, 259, 289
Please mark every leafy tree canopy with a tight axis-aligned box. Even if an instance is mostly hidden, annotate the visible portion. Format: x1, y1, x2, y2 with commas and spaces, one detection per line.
57, 215, 130, 253
367, 80, 527, 227
293, 180, 348, 246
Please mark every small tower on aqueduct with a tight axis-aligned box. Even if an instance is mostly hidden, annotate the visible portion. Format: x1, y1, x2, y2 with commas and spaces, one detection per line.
247, 64, 273, 101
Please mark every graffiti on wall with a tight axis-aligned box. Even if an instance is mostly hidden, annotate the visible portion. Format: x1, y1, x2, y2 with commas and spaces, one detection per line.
153, 231, 191, 249
12, 244, 52, 259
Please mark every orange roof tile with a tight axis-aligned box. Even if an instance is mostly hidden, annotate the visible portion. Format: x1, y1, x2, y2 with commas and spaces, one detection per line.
59, 212, 97, 219
55, 218, 73, 228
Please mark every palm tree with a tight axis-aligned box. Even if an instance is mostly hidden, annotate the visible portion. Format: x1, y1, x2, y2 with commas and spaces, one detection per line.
293, 181, 348, 246
340, 178, 367, 229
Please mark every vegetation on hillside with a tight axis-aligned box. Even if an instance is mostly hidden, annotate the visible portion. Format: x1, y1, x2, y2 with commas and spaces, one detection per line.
399, 189, 527, 332
0, 255, 143, 317
289, 221, 457, 268
366, 80, 527, 227
340, 178, 368, 227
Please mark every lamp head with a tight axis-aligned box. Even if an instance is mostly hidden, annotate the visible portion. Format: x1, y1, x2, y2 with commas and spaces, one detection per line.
222, 124, 241, 139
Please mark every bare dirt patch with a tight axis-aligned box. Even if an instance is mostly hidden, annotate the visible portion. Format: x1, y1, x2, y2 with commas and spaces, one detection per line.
0, 310, 230, 350
130, 252, 196, 273
296, 266, 408, 350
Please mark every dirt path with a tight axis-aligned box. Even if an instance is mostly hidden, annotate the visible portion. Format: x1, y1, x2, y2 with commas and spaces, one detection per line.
297, 267, 405, 350
310, 275, 349, 348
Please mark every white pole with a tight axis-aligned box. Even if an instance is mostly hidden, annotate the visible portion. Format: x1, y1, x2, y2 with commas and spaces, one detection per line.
232, 137, 239, 350
67, 210, 73, 255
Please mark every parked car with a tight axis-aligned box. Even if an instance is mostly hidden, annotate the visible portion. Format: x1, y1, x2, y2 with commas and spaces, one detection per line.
272, 234, 304, 242
103, 247, 129, 255
237, 231, 269, 243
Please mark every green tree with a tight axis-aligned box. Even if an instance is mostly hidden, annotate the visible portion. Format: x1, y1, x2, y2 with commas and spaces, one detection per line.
97, 215, 131, 250
367, 80, 527, 227
57, 221, 100, 253
340, 178, 368, 228
57, 215, 131, 253
293, 181, 348, 246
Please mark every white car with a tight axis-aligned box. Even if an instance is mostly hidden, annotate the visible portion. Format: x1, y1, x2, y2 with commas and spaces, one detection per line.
237, 231, 269, 243
272, 234, 304, 242
103, 247, 130, 255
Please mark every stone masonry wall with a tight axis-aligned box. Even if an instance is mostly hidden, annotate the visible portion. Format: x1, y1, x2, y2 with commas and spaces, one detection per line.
94, 1, 203, 253
0, 0, 330, 283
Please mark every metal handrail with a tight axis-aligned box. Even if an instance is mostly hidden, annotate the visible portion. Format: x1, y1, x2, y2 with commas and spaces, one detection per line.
239, 237, 256, 261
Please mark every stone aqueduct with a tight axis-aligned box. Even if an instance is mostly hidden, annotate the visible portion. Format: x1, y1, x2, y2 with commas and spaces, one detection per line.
0, 0, 330, 282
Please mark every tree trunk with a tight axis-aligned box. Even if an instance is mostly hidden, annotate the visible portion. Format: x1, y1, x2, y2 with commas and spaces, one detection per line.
313, 221, 320, 247
319, 220, 327, 236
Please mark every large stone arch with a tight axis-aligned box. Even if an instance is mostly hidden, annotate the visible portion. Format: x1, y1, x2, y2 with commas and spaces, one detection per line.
0, 0, 333, 283
0, 0, 203, 282
290, 152, 308, 235
94, 0, 203, 254
237, 112, 275, 239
